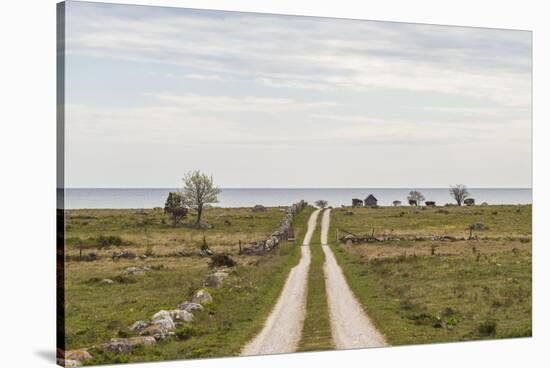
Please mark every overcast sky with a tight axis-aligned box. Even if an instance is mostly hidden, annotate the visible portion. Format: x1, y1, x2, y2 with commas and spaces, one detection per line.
64, 1, 532, 188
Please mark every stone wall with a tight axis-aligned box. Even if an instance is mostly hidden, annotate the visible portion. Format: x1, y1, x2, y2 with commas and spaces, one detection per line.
242, 200, 307, 255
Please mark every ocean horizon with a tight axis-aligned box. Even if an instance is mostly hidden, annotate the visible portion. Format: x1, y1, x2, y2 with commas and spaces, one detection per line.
61, 187, 532, 209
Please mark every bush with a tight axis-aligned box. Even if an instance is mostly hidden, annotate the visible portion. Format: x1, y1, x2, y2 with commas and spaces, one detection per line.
477, 320, 497, 336
97, 235, 123, 247
209, 253, 236, 268
175, 325, 199, 340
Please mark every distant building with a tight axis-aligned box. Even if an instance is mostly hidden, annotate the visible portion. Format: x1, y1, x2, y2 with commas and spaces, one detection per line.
352, 198, 363, 207
364, 194, 378, 207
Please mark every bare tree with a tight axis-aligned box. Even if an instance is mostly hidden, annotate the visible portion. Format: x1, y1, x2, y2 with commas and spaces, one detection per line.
449, 184, 470, 206
315, 200, 328, 208
407, 191, 425, 206
181, 170, 221, 226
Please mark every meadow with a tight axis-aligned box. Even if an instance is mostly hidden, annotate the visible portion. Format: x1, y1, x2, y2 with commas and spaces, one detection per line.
329, 204, 532, 345
63, 206, 314, 364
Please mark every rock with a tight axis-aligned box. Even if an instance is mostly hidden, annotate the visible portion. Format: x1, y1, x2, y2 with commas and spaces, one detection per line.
64, 359, 81, 367
123, 267, 144, 275
100, 278, 114, 285
178, 302, 204, 312
102, 336, 156, 353
199, 248, 214, 257
169, 309, 194, 322
129, 320, 149, 332
192, 289, 213, 304
65, 349, 93, 365
204, 271, 229, 288
139, 324, 170, 340
151, 310, 176, 330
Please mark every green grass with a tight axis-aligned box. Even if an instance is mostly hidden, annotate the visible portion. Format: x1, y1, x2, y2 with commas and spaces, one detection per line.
331, 205, 531, 238
328, 205, 532, 345
63, 206, 315, 364
65, 207, 288, 257
298, 210, 334, 351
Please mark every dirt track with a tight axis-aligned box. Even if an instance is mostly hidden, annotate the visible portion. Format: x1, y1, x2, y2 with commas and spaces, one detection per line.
241, 209, 320, 356
321, 208, 388, 349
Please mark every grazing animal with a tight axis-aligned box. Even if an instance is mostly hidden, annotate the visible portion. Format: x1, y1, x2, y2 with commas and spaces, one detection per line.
425, 201, 436, 207
409, 199, 417, 206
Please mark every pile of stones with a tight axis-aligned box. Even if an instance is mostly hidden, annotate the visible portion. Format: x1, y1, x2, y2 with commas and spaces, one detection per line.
242, 200, 307, 255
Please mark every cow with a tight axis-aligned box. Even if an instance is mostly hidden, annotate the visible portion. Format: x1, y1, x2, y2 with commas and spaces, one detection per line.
409, 199, 417, 206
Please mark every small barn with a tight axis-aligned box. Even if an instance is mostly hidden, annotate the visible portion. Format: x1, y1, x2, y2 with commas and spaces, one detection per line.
352, 198, 363, 207
364, 194, 378, 208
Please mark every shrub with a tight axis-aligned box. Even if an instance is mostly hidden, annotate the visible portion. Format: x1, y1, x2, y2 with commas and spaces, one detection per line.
97, 235, 123, 247
175, 325, 199, 340
209, 254, 236, 268
477, 320, 497, 336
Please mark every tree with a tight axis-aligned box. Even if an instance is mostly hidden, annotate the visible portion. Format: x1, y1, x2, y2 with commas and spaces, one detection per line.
449, 184, 470, 206
181, 170, 221, 226
407, 191, 425, 206
164, 192, 188, 227
315, 200, 328, 208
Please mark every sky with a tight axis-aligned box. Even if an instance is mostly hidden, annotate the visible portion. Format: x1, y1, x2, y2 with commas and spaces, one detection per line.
64, 1, 532, 188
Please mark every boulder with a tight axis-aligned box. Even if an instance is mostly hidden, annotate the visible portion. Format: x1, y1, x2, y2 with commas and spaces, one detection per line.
192, 289, 213, 304
169, 309, 194, 322
204, 271, 229, 288
123, 267, 144, 275
64, 359, 81, 367
139, 324, 169, 340
151, 310, 176, 330
99, 279, 114, 285
129, 320, 149, 332
102, 336, 156, 353
178, 302, 204, 313
65, 349, 93, 365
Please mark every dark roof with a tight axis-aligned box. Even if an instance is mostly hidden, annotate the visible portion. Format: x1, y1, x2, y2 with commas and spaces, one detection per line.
365, 194, 377, 201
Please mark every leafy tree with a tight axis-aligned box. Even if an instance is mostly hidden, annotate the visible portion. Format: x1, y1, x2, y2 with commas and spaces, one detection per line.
181, 170, 221, 226
449, 184, 470, 206
315, 200, 328, 208
407, 190, 425, 206
164, 192, 188, 227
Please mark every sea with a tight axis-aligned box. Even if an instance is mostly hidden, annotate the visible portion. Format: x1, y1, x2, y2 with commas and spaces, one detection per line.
62, 188, 532, 209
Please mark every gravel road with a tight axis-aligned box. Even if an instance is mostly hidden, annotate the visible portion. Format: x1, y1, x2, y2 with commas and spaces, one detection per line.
241, 209, 321, 356
320, 208, 388, 349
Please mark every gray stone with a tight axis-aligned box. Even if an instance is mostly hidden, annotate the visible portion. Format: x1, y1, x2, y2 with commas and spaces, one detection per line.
102, 336, 156, 353
151, 310, 176, 330
192, 289, 213, 304
139, 324, 169, 340
204, 271, 228, 288
123, 267, 144, 275
100, 278, 114, 285
169, 309, 194, 322
129, 320, 149, 332
64, 349, 93, 365
178, 301, 204, 312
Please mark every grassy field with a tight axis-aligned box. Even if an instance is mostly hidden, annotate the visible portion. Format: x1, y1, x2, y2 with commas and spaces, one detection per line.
298, 210, 333, 351
63, 206, 315, 364
329, 205, 532, 345
65, 207, 287, 257
331, 205, 531, 238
